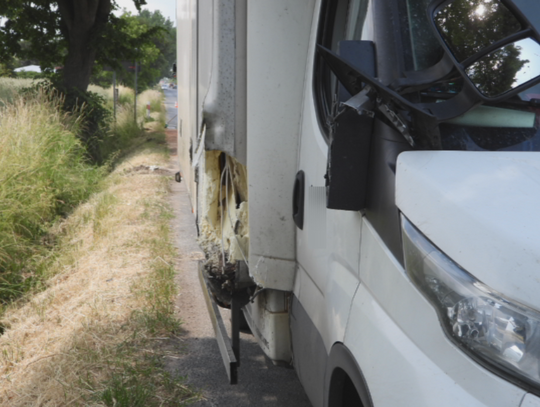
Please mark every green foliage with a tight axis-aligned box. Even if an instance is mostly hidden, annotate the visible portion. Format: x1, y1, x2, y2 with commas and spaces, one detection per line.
136, 10, 177, 82
0, 90, 105, 303
22, 80, 112, 164
91, 10, 176, 91
14, 71, 42, 80
0, 55, 16, 78
435, 0, 528, 96
0, 1, 153, 92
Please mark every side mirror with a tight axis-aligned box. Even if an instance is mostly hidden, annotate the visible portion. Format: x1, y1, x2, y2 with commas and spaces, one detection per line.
326, 108, 373, 211
430, 0, 540, 100
325, 41, 376, 211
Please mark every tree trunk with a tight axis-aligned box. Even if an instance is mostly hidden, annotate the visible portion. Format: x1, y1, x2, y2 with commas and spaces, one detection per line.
62, 33, 97, 91
57, 0, 112, 92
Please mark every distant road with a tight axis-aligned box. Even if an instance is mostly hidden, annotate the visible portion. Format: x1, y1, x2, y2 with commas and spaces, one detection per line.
163, 87, 177, 129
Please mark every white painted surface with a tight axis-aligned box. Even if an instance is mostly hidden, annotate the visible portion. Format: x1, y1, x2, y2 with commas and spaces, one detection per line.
243, 291, 292, 362
198, 0, 247, 163
247, 0, 316, 291
396, 151, 540, 311
351, 219, 525, 407
14, 65, 41, 72
522, 394, 540, 407
176, 0, 197, 207
290, 0, 364, 353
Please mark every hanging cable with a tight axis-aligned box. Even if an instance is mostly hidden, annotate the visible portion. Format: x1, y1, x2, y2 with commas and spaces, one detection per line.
224, 157, 249, 267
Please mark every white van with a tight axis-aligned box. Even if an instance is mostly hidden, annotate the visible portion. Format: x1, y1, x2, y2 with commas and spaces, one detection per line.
176, 0, 540, 405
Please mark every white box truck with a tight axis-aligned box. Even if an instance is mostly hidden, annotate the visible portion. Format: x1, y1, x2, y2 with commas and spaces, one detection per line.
176, 0, 540, 405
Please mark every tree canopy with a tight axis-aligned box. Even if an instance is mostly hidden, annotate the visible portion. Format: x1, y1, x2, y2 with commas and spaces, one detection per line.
435, 0, 528, 96
91, 9, 176, 91
0, 0, 161, 92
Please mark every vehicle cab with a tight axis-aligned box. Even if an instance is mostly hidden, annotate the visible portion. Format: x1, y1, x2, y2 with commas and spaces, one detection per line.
292, 0, 540, 406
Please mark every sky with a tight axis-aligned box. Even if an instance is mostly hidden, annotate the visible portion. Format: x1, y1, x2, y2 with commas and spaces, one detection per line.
114, 0, 176, 25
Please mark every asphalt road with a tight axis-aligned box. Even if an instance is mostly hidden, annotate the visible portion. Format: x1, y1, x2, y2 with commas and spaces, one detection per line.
163, 87, 178, 129
163, 88, 313, 407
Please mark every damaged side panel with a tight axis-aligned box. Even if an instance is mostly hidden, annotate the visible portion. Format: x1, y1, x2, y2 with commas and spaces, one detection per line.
178, 0, 314, 369
197, 0, 247, 165
197, 150, 250, 308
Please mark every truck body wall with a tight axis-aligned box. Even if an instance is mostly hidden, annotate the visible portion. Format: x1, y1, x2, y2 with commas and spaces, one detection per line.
176, 0, 540, 406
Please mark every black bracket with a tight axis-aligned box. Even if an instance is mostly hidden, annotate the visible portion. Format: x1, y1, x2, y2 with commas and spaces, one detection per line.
199, 261, 238, 384
198, 261, 253, 384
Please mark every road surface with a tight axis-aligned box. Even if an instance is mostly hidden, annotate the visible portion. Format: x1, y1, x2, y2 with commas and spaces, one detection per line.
163, 88, 313, 407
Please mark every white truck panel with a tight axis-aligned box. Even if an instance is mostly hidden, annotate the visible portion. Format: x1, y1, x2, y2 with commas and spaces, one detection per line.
247, 0, 316, 291
177, 0, 197, 206
197, 0, 247, 164
522, 394, 540, 407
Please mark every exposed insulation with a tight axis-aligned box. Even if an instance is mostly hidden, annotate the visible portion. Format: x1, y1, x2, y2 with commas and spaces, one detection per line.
197, 151, 249, 268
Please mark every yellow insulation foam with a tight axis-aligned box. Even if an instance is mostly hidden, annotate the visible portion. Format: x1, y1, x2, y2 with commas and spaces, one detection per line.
197, 151, 249, 265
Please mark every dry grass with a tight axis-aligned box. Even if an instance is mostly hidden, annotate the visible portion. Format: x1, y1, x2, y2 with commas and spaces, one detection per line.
88, 85, 134, 109
0, 91, 103, 302
0, 137, 198, 406
0, 78, 34, 104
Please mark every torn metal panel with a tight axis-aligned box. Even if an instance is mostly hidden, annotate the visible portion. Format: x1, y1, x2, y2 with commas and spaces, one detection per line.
198, 0, 247, 164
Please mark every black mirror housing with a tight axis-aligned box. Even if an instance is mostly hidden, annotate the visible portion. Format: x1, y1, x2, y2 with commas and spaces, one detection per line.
324, 41, 377, 211
326, 108, 373, 211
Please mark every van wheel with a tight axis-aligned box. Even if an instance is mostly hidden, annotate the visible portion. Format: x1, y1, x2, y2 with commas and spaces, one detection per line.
328, 368, 362, 407
325, 344, 373, 407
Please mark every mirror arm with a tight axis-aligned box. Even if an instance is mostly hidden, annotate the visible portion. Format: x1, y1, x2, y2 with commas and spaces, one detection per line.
317, 45, 432, 116
420, 84, 482, 121
391, 53, 455, 91
318, 45, 446, 148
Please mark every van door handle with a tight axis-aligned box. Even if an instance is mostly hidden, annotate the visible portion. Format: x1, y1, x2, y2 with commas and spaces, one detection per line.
293, 170, 305, 230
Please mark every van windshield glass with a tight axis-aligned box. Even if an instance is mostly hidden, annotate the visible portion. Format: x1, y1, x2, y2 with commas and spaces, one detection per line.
403, 0, 540, 152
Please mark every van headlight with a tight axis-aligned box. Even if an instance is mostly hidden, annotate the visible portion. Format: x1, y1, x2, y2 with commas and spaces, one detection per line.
402, 216, 540, 392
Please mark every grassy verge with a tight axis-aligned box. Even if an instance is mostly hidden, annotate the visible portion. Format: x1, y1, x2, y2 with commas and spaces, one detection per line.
0, 90, 105, 306
0, 78, 34, 105
0, 80, 197, 405
0, 135, 199, 406
0, 81, 167, 307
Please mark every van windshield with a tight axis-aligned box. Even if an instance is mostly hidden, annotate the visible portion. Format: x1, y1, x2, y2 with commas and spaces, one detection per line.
403, 0, 540, 152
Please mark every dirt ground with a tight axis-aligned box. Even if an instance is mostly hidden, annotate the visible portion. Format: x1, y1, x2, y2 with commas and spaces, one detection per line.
163, 125, 313, 407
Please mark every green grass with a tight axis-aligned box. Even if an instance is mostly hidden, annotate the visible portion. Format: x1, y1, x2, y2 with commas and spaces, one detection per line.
0, 90, 105, 303
0, 78, 34, 105
0, 79, 165, 306
0, 78, 195, 406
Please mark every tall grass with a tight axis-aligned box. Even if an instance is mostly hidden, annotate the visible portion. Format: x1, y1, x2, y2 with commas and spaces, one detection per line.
0, 138, 199, 406
0, 78, 193, 405
100, 88, 165, 160
0, 78, 34, 105
88, 84, 134, 110
0, 79, 165, 306
0, 91, 105, 303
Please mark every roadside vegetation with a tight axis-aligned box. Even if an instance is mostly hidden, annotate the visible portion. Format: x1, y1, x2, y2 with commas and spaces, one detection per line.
0, 79, 198, 405
0, 78, 33, 104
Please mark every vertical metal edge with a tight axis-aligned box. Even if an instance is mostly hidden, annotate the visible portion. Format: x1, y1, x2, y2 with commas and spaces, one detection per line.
198, 261, 238, 384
